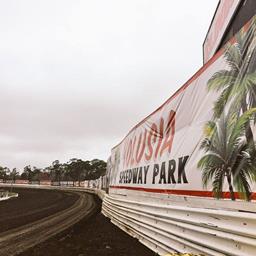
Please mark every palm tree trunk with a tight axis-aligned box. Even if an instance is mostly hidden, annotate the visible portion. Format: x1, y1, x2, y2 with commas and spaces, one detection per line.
241, 99, 255, 151
227, 173, 235, 201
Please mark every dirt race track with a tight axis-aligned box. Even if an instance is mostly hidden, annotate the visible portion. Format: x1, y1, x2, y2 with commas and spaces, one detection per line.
0, 187, 96, 256
0, 187, 80, 233
0, 187, 155, 256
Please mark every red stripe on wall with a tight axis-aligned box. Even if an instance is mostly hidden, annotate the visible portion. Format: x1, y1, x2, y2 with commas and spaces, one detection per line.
110, 186, 256, 200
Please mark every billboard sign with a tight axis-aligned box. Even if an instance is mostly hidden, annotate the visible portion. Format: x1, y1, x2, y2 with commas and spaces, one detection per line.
109, 16, 256, 200
203, 0, 242, 63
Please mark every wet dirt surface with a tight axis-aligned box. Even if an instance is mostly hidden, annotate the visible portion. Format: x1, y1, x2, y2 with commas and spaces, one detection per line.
0, 187, 79, 233
19, 196, 156, 256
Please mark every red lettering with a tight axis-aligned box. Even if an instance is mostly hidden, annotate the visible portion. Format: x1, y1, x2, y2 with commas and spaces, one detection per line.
154, 117, 164, 159
124, 110, 176, 167
130, 136, 137, 166
145, 123, 157, 161
135, 130, 147, 163
160, 111, 176, 156
125, 139, 132, 167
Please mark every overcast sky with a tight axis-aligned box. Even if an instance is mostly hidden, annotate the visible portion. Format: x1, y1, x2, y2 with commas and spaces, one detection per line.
0, 0, 218, 170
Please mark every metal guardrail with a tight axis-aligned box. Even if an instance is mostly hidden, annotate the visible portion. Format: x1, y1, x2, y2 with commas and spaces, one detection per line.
102, 194, 256, 256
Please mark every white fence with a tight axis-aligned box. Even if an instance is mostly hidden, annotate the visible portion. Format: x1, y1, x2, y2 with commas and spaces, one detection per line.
84, 176, 108, 190
102, 192, 256, 256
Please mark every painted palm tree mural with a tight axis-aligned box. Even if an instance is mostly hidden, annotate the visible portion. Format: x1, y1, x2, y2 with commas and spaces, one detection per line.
198, 19, 256, 201
198, 108, 256, 200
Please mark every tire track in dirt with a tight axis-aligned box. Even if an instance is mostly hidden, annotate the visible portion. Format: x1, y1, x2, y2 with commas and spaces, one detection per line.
0, 191, 96, 256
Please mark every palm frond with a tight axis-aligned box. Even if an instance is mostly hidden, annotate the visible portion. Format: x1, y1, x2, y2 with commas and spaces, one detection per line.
198, 154, 225, 169
230, 73, 256, 98
207, 70, 236, 92
229, 108, 256, 144
224, 43, 242, 72
203, 121, 216, 137
212, 86, 233, 118
199, 153, 225, 190
233, 170, 251, 201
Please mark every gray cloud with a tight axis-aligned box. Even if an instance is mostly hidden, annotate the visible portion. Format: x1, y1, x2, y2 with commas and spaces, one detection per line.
0, 0, 218, 170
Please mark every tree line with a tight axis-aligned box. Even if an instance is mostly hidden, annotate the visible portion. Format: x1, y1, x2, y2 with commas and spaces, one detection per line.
0, 158, 106, 186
